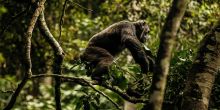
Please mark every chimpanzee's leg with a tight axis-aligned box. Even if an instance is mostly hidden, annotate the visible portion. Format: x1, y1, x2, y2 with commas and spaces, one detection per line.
91, 55, 113, 81
80, 47, 114, 81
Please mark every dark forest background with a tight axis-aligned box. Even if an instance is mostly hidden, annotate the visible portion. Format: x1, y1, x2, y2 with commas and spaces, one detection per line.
0, 0, 219, 110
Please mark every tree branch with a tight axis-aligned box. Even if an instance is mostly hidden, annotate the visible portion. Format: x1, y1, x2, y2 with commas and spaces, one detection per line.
3, 0, 46, 110
84, 81, 121, 109
100, 83, 149, 104
68, 0, 93, 12
32, 74, 122, 109
38, 10, 65, 110
149, 0, 189, 110
31, 74, 148, 104
58, 0, 68, 42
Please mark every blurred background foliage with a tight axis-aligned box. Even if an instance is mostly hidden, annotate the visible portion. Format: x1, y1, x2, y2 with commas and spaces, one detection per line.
0, 0, 219, 109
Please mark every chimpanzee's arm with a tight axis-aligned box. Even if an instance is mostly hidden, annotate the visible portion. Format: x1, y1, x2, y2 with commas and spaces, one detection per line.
122, 30, 151, 73
125, 39, 151, 73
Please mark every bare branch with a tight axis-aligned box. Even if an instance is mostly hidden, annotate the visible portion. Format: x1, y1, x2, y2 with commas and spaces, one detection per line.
38, 10, 64, 110
58, 0, 68, 43
38, 12, 64, 55
0, 90, 14, 94
3, 1, 46, 110
83, 80, 121, 109
100, 83, 148, 104
32, 74, 121, 109
68, 0, 93, 12
31, 74, 148, 104
31, 74, 94, 86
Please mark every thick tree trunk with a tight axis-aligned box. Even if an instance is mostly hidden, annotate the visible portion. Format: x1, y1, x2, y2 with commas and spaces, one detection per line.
148, 0, 189, 110
181, 22, 220, 110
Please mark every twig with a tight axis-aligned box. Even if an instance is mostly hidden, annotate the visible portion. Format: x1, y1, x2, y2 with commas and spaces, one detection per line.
113, 62, 137, 80
58, 0, 68, 43
32, 74, 121, 109
3, 1, 46, 110
31, 74, 93, 86
68, 0, 93, 12
84, 82, 121, 110
0, 90, 14, 94
38, 10, 65, 110
3, 78, 28, 110
100, 83, 148, 104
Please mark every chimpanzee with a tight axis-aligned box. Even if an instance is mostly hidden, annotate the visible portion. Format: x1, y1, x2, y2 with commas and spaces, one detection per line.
80, 20, 155, 81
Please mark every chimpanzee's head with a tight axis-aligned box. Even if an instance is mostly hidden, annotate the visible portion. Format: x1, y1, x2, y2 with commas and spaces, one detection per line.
133, 20, 150, 43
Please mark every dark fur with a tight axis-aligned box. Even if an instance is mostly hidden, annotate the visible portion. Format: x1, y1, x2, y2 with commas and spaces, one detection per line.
80, 20, 154, 81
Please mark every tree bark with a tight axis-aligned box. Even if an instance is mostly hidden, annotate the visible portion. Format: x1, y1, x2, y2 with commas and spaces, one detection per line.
148, 0, 189, 110
181, 22, 220, 110
38, 11, 65, 110
3, 0, 46, 109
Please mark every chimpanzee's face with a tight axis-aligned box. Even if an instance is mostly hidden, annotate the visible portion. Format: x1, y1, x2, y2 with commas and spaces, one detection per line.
139, 24, 150, 43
